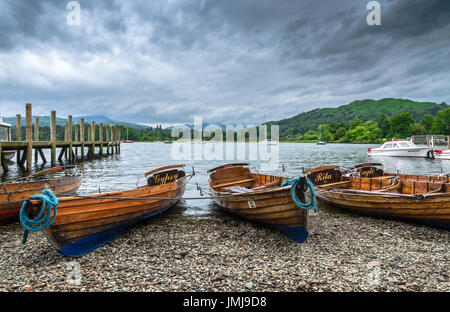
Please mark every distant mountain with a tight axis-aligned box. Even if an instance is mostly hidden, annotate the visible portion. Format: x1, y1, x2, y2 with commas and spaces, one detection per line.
72, 116, 114, 123
2, 115, 151, 130
265, 98, 448, 136
165, 123, 250, 131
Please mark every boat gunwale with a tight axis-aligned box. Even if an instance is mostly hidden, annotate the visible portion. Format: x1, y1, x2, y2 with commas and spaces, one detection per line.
53, 172, 192, 203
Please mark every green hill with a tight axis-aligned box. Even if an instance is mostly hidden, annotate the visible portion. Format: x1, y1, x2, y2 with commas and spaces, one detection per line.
266, 98, 448, 137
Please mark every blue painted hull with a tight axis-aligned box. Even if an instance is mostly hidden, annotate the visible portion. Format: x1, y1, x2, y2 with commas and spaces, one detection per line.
57, 202, 177, 257
277, 225, 309, 243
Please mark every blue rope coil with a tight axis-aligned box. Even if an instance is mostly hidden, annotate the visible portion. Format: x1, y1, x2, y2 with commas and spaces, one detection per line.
19, 189, 59, 244
281, 177, 317, 212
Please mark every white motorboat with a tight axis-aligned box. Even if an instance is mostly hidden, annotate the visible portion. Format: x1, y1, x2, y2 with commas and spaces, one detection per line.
367, 140, 431, 157
433, 149, 450, 160
261, 139, 278, 145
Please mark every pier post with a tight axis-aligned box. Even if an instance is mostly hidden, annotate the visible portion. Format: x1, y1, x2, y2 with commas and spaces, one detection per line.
68, 115, 73, 162
117, 126, 121, 154
91, 121, 95, 157
64, 123, 68, 160
114, 126, 119, 154
16, 114, 21, 163
80, 118, 85, 159
106, 125, 110, 155
50, 110, 56, 166
25, 103, 32, 171
110, 126, 114, 154
99, 123, 103, 156
34, 117, 39, 163
74, 124, 79, 156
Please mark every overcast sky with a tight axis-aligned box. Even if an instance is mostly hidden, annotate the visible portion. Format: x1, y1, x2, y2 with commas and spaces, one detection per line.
0, 0, 449, 125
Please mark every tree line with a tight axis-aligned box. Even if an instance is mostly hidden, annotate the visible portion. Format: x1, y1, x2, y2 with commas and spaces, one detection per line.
282, 107, 450, 143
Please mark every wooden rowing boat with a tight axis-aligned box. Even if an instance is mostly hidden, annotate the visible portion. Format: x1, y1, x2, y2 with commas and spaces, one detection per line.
305, 164, 450, 230
208, 163, 314, 243
0, 166, 83, 225
23, 164, 192, 256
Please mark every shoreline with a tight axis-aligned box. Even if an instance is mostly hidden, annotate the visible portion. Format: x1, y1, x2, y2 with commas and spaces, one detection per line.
0, 202, 448, 292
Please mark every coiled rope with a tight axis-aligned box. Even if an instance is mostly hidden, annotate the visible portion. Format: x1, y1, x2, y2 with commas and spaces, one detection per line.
19, 189, 59, 244
281, 176, 317, 212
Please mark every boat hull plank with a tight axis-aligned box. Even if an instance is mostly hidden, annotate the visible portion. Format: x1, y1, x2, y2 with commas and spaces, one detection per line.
307, 165, 450, 230
25, 167, 190, 256
209, 165, 309, 243
0, 174, 83, 224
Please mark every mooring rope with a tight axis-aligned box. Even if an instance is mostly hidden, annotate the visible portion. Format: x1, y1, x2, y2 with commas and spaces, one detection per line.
19, 189, 59, 244
281, 176, 317, 212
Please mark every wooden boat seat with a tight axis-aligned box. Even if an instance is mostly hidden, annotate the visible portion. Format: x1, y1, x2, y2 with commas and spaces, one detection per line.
224, 186, 254, 193
321, 180, 350, 188
212, 178, 254, 189
372, 175, 396, 180
379, 180, 402, 192
252, 178, 281, 190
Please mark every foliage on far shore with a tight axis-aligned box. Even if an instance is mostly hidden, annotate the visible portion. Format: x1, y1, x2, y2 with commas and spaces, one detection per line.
281, 107, 450, 144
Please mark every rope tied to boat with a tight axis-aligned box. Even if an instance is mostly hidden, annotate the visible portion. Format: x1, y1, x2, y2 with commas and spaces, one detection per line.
19, 189, 59, 244
281, 176, 317, 212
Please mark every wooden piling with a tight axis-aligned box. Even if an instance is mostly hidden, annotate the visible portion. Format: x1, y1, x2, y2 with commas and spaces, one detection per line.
68, 115, 73, 162
5, 104, 120, 170
50, 110, 56, 165
91, 121, 95, 157
64, 123, 68, 160
34, 117, 39, 163
111, 126, 115, 154
80, 118, 85, 159
99, 123, 103, 156
117, 126, 121, 153
16, 114, 21, 141
25, 103, 32, 171
75, 124, 79, 156
106, 125, 110, 155
16, 114, 21, 163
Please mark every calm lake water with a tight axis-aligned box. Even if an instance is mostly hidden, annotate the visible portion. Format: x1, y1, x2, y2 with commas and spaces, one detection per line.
2, 142, 449, 217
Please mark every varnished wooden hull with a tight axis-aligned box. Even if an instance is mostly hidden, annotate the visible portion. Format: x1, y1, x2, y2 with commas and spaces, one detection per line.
36, 175, 189, 256
307, 165, 450, 230
0, 174, 83, 224
317, 189, 450, 229
209, 165, 308, 242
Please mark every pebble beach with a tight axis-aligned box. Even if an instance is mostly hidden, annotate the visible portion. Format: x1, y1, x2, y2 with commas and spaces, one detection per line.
0, 201, 448, 292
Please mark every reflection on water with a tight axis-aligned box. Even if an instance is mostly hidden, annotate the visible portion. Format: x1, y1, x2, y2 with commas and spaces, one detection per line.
2, 142, 449, 217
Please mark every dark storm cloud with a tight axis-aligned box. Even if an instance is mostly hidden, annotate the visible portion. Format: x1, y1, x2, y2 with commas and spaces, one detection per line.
0, 0, 449, 125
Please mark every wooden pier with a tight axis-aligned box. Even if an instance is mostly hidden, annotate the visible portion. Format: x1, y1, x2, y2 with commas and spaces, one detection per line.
411, 135, 450, 148
0, 103, 121, 173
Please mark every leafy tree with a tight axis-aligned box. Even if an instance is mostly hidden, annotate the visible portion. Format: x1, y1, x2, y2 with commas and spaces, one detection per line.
303, 130, 318, 140
430, 107, 450, 135
349, 117, 363, 130
334, 127, 347, 141
420, 114, 434, 134
389, 112, 415, 138
412, 123, 426, 135
377, 113, 390, 138
318, 124, 333, 142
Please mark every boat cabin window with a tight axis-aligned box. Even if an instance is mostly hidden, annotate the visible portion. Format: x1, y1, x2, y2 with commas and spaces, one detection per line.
398, 142, 410, 148
383, 143, 393, 149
